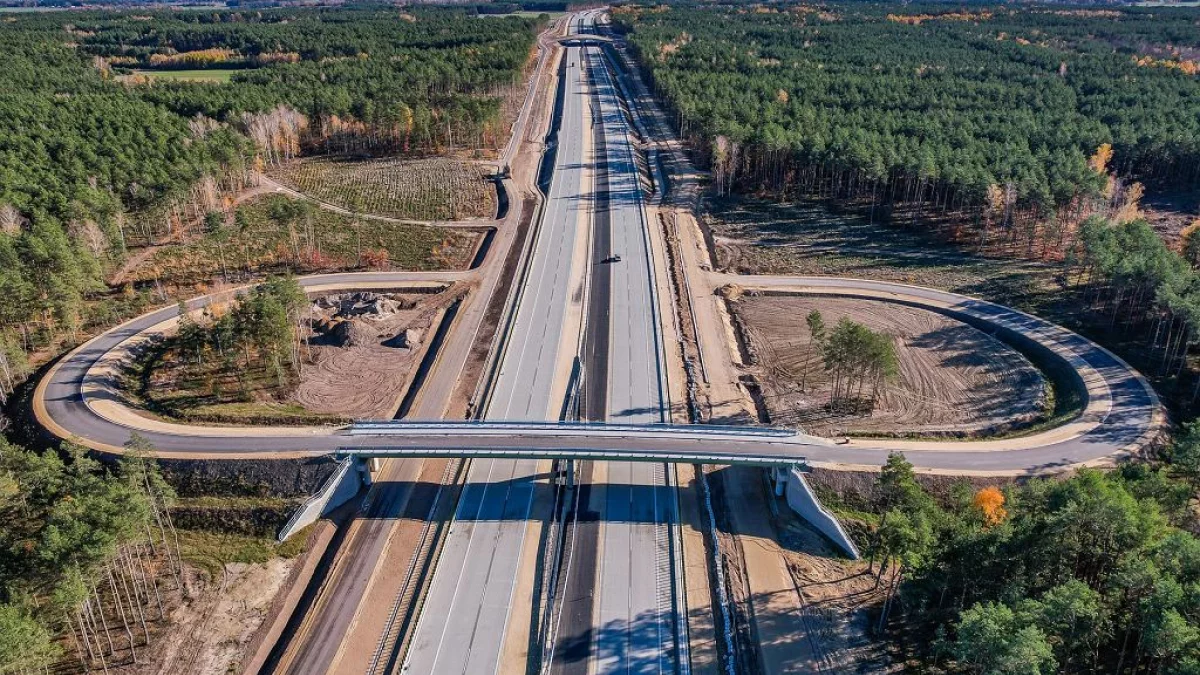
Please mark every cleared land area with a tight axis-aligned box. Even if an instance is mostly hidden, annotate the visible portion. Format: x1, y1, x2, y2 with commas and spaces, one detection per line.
733, 294, 1048, 437
105, 523, 308, 675
125, 68, 243, 83
706, 198, 1062, 309
269, 156, 497, 221
293, 286, 461, 417
128, 285, 461, 424
125, 194, 479, 286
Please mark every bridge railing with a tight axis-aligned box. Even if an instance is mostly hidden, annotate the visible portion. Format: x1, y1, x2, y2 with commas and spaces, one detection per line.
340, 444, 809, 468
346, 420, 800, 438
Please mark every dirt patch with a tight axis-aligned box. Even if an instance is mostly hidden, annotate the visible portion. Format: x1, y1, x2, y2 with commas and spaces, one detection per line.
775, 514, 895, 673
732, 295, 1047, 437
294, 285, 463, 418
111, 559, 295, 675
133, 285, 463, 423
1142, 189, 1200, 247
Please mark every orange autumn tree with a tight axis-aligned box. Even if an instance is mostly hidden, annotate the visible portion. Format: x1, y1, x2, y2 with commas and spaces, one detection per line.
973, 486, 1007, 527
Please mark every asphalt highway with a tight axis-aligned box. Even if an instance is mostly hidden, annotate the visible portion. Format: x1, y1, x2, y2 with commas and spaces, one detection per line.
579, 33, 682, 675
400, 26, 593, 674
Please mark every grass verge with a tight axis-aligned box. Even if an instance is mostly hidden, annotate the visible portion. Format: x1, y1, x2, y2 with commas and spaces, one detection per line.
129, 68, 244, 83
177, 526, 309, 581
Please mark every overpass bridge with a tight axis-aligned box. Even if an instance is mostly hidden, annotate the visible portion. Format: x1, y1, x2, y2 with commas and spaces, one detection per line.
278, 420, 858, 555
340, 420, 819, 467
556, 33, 615, 45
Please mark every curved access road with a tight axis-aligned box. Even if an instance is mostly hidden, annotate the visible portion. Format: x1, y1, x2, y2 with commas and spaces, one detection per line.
709, 273, 1164, 474
33, 266, 1162, 474
33, 271, 469, 458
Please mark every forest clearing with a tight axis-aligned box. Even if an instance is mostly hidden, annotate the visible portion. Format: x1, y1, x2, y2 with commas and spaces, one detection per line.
268, 156, 498, 222
123, 69, 243, 83
707, 198, 1066, 301
731, 295, 1048, 437
124, 195, 479, 289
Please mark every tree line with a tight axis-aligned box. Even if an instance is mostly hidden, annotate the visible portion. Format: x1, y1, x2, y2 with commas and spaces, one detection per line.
1068, 216, 1200, 406
614, 2, 1200, 259
0, 7, 538, 411
0, 436, 182, 672
863, 447, 1200, 674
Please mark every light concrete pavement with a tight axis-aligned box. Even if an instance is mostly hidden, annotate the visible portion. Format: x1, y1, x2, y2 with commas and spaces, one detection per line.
576, 30, 684, 675
401, 25, 595, 674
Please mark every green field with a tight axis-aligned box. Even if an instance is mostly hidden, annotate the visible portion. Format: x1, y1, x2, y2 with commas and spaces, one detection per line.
131, 68, 243, 83
479, 10, 562, 18
178, 528, 308, 580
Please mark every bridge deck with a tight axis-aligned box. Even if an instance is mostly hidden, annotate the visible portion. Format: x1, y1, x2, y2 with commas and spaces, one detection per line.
340, 421, 821, 466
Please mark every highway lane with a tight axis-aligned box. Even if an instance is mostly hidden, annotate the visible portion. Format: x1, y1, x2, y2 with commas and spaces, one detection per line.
538, 12, 685, 672
400, 28, 594, 674
583, 35, 682, 675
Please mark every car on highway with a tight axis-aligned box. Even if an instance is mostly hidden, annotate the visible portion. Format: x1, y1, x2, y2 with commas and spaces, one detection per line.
601, 254, 622, 263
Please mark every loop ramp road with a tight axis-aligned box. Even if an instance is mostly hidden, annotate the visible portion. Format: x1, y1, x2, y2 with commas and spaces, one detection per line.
34, 278, 1160, 475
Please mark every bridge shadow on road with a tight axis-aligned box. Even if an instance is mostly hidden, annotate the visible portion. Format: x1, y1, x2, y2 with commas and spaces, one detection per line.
360, 474, 681, 524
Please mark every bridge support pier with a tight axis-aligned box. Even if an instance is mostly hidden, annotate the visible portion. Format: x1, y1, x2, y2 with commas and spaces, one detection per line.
358, 457, 376, 486
771, 465, 860, 560
277, 457, 370, 541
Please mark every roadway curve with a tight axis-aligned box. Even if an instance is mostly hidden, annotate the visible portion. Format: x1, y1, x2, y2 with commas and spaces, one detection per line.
34, 273, 1160, 474
710, 274, 1164, 474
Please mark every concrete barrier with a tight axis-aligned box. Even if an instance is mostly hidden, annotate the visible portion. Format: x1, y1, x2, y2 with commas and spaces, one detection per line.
277, 457, 369, 542
780, 467, 860, 559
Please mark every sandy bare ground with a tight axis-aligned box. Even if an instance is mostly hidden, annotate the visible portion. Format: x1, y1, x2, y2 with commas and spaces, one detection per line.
733, 295, 1047, 437
775, 514, 895, 674
110, 560, 294, 675
711, 465, 894, 674
292, 284, 463, 418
